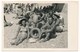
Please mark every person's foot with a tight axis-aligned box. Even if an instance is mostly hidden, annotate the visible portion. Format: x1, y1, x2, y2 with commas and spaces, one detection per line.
10, 42, 15, 45
10, 42, 16, 45
39, 38, 48, 43
50, 34, 57, 38
52, 35, 57, 38
10, 41, 18, 46
14, 42, 19, 46
29, 38, 37, 43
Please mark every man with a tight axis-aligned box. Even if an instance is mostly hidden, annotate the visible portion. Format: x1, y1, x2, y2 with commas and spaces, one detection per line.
40, 12, 60, 42
54, 12, 64, 32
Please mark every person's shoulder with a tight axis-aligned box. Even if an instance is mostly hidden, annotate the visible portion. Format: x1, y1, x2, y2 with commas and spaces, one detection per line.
54, 14, 60, 18
17, 25, 21, 29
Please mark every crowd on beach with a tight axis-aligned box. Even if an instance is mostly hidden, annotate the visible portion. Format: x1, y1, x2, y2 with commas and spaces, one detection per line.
4, 3, 65, 45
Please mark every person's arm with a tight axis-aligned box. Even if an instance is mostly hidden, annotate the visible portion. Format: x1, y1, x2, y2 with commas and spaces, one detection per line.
4, 15, 7, 22
45, 18, 60, 32
41, 22, 49, 33
38, 14, 44, 22
52, 18, 60, 29
41, 22, 48, 29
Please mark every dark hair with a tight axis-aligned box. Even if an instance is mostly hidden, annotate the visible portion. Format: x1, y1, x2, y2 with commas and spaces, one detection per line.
18, 19, 27, 25
53, 14, 60, 18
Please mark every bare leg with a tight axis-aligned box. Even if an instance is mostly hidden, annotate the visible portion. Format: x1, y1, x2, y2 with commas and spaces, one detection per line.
10, 36, 20, 45
15, 37, 24, 45
44, 32, 50, 40
15, 34, 27, 45
40, 32, 50, 42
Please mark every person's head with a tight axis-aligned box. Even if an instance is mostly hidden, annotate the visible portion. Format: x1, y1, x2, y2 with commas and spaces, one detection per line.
18, 19, 28, 26
48, 17, 53, 24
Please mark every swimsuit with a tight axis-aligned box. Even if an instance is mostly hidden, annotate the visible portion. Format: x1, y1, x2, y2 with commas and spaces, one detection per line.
17, 26, 29, 38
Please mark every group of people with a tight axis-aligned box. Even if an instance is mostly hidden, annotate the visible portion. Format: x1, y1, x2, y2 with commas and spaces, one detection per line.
4, 3, 64, 16
4, 3, 64, 45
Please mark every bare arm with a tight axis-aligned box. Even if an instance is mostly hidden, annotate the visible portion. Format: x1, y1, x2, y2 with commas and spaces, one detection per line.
41, 22, 48, 29
4, 15, 7, 22
38, 14, 44, 22
45, 18, 60, 32
51, 18, 60, 30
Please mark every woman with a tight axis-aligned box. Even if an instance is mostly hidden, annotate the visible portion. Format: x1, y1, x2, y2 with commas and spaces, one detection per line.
10, 19, 29, 45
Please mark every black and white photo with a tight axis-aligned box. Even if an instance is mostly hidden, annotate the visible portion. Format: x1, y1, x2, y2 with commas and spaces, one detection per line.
4, 3, 68, 48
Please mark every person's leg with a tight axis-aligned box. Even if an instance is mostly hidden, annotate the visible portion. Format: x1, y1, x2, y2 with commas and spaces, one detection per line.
50, 28, 57, 38
10, 36, 20, 45
44, 32, 50, 40
39, 32, 50, 42
13, 35, 21, 45
15, 34, 28, 45
15, 37, 24, 45
11, 34, 23, 45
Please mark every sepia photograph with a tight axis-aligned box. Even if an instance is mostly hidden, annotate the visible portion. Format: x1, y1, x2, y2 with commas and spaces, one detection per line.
4, 3, 68, 48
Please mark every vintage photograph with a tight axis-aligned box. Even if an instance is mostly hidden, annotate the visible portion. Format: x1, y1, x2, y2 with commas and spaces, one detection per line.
4, 3, 68, 48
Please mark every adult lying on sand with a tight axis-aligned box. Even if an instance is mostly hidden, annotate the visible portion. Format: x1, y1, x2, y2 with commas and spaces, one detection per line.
10, 19, 29, 45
